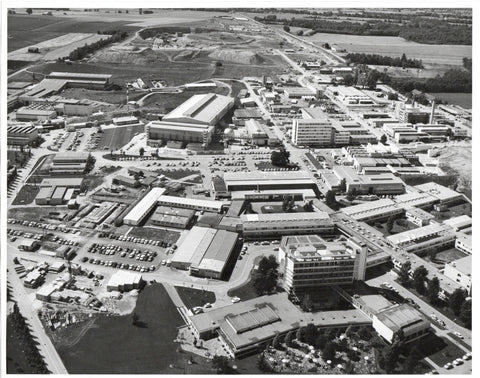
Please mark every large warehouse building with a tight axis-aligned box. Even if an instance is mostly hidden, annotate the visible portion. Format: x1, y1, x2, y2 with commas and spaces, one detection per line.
162, 93, 234, 126
171, 226, 239, 279
146, 93, 234, 147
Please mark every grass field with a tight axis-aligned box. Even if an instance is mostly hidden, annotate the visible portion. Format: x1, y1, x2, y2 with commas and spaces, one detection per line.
12, 185, 40, 205
128, 227, 180, 244
8, 14, 139, 52
99, 125, 145, 150
175, 287, 216, 309
428, 93, 472, 108
56, 283, 213, 374
418, 333, 465, 366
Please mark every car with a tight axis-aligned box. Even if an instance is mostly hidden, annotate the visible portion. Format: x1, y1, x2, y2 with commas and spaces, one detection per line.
462, 354, 471, 361
443, 363, 453, 369
204, 303, 212, 308
454, 331, 464, 339
231, 297, 241, 303
453, 359, 463, 366
161, 260, 166, 266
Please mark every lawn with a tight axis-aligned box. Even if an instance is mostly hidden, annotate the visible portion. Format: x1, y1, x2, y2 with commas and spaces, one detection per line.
227, 277, 259, 301
427, 247, 468, 265
417, 333, 465, 366
99, 124, 145, 150
128, 227, 180, 244
158, 169, 201, 181
12, 185, 40, 205
56, 283, 213, 374
175, 286, 216, 309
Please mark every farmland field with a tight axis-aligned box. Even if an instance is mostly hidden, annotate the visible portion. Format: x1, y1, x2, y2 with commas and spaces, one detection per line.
302, 33, 472, 65
8, 33, 110, 62
8, 14, 139, 52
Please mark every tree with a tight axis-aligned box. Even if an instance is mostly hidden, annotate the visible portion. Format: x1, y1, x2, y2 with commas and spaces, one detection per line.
426, 277, 440, 303
403, 347, 420, 373
387, 92, 399, 101
366, 69, 381, 89
314, 334, 327, 349
283, 25, 290, 32
212, 355, 232, 374
383, 344, 399, 373
271, 148, 290, 167
398, 261, 411, 286
459, 299, 471, 329
285, 331, 295, 347
253, 256, 278, 295
114, 218, 123, 227
343, 74, 355, 86
449, 288, 466, 315
296, 326, 306, 342
139, 147, 145, 157
272, 334, 281, 349
386, 215, 396, 232
26, 8, 33, 15
304, 323, 319, 345
303, 200, 314, 211
325, 190, 336, 206
322, 342, 337, 361
380, 134, 387, 144
412, 265, 428, 294
301, 294, 313, 312
338, 180, 347, 193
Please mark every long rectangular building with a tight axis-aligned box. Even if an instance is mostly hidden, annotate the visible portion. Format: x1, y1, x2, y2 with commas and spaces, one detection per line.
146, 121, 214, 147
123, 188, 167, 226
241, 212, 334, 239
223, 171, 316, 192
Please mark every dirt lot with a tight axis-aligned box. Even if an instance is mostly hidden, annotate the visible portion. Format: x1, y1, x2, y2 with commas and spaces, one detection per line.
438, 145, 471, 184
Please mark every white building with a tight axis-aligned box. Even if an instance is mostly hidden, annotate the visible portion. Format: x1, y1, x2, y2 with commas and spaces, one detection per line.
444, 256, 471, 294
278, 235, 367, 293
291, 118, 332, 147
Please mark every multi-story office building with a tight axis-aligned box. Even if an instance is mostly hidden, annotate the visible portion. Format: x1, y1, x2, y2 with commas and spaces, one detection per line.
277, 235, 367, 293
291, 118, 332, 147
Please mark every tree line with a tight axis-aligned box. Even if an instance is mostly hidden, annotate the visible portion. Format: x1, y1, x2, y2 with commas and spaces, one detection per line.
66, 31, 128, 61
255, 16, 471, 45
345, 53, 423, 69
8, 304, 50, 374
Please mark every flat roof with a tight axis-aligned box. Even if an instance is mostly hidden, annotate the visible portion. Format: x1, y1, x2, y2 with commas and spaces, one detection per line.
224, 170, 312, 183
387, 223, 452, 245
163, 93, 234, 125
234, 108, 262, 118
52, 186, 67, 199
53, 151, 89, 161
123, 188, 166, 224
148, 121, 214, 132
356, 295, 393, 314
443, 215, 471, 229
447, 255, 471, 276
195, 230, 238, 273
172, 226, 216, 266
242, 211, 330, 222
414, 182, 463, 202
375, 304, 429, 333
157, 195, 225, 211
107, 271, 142, 287
48, 72, 112, 80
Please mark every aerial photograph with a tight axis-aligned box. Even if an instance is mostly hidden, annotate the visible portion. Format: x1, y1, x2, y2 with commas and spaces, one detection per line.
5, 5, 472, 375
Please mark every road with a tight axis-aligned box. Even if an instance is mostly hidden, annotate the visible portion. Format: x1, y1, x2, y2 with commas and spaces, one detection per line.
7, 257, 69, 374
